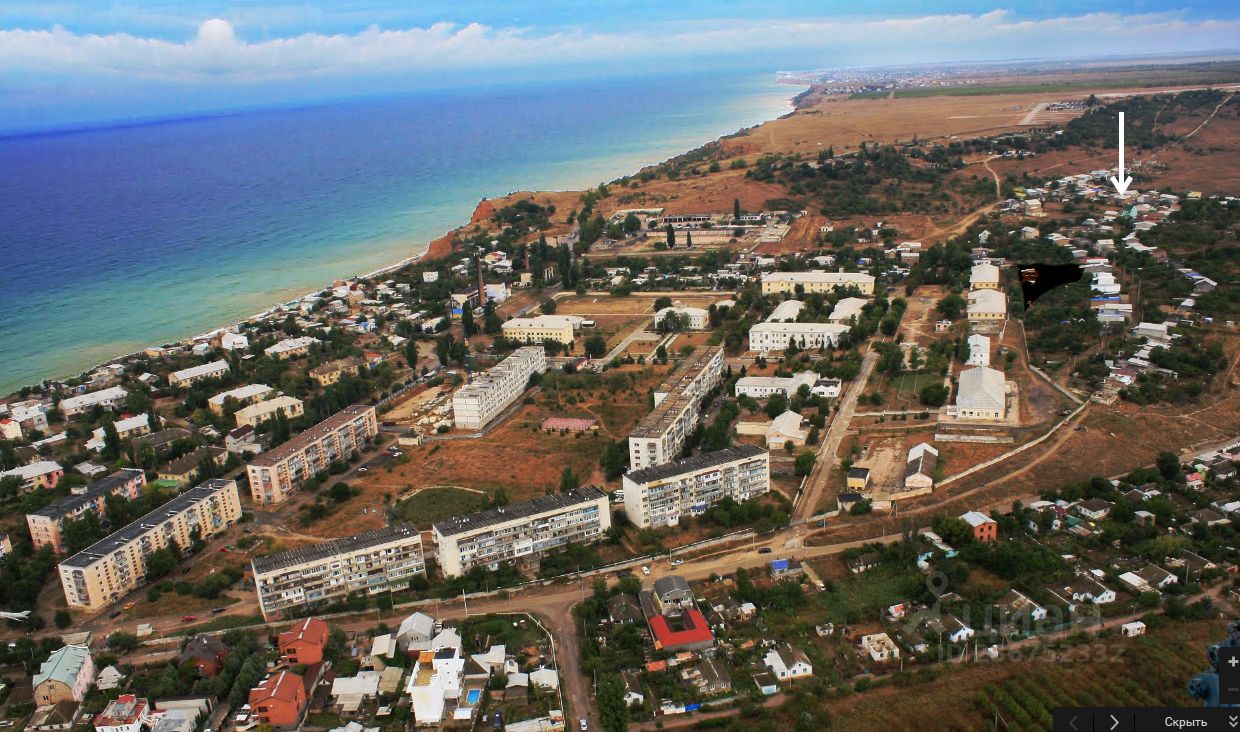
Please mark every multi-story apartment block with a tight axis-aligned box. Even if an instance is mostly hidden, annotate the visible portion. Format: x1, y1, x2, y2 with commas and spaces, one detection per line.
628, 346, 724, 470
27, 468, 145, 553
251, 524, 427, 620
207, 384, 273, 415
235, 395, 305, 428
501, 315, 575, 345
748, 322, 849, 352
168, 360, 229, 387
760, 270, 875, 296
60, 386, 128, 419
622, 445, 770, 528
452, 347, 546, 430
433, 487, 611, 577
58, 478, 242, 611
246, 405, 377, 504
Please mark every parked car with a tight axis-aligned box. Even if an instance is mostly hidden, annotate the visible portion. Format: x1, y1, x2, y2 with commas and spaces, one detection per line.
180, 615, 197, 622
211, 607, 226, 614
670, 559, 684, 567
109, 610, 123, 619
641, 565, 651, 575
579, 720, 588, 731
758, 547, 773, 554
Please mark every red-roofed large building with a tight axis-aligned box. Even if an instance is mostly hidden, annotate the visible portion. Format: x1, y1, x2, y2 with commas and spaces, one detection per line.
93, 694, 153, 732
648, 610, 714, 653
248, 670, 307, 727
279, 617, 330, 666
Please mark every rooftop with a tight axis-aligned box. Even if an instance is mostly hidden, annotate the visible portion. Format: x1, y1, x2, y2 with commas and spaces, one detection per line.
624, 444, 767, 485
248, 404, 373, 467
433, 486, 607, 537
252, 524, 420, 575
60, 479, 236, 568
31, 468, 144, 519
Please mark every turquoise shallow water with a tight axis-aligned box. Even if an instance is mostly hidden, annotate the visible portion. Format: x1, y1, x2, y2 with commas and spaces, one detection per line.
0, 71, 796, 393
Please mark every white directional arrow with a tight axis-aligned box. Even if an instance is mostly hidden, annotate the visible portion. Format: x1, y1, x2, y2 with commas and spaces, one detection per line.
1110, 111, 1133, 195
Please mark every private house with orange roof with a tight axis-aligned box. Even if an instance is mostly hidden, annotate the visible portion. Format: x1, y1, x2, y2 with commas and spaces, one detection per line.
278, 618, 329, 666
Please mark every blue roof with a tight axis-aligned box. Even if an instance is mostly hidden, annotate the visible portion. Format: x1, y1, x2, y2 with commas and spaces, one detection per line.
770, 559, 789, 571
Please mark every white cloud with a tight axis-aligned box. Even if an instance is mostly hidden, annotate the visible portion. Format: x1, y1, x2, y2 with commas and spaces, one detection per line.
0, 11, 1237, 82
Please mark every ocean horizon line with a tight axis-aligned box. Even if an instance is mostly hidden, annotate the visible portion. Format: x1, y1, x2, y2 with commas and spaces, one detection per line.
0, 70, 800, 394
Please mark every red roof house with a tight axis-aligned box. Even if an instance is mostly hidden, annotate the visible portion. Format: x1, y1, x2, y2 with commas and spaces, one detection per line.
648, 610, 714, 652
248, 670, 307, 727
278, 617, 330, 666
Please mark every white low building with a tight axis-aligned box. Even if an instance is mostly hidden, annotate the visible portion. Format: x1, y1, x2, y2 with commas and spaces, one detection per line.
953, 366, 1007, 421
828, 297, 868, 324
60, 386, 128, 419
966, 334, 991, 367
654, 306, 709, 330
749, 322, 849, 352
970, 262, 1001, 290
85, 413, 151, 452
734, 371, 817, 399
265, 336, 321, 360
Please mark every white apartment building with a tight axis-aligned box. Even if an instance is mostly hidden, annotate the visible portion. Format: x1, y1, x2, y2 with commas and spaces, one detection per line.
60, 386, 128, 419
235, 395, 305, 428
622, 444, 770, 528
734, 371, 818, 399
58, 479, 242, 611
501, 315, 575, 345
433, 487, 611, 577
761, 270, 875, 296
207, 384, 273, 415
628, 346, 724, 470
168, 360, 229, 387
749, 322, 849, 352
252, 524, 427, 620
246, 405, 378, 504
264, 336, 321, 360
452, 347, 546, 430
654, 307, 709, 330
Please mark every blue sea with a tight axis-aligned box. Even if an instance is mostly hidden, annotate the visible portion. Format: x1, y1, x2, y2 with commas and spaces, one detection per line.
0, 72, 797, 394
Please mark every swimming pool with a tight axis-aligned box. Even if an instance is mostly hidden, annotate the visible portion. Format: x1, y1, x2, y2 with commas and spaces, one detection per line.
466, 689, 482, 705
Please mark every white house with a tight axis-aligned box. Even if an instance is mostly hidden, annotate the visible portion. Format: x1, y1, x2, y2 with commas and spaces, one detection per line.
860, 633, 900, 662
763, 643, 813, 680
953, 366, 1007, 421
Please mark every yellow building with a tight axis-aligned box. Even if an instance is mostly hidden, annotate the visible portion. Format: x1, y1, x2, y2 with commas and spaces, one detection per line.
967, 289, 1007, 322
235, 395, 305, 428
969, 263, 1001, 290
246, 405, 378, 504
761, 271, 875, 296
58, 479, 242, 612
501, 315, 575, 345
310, 358, 362, 387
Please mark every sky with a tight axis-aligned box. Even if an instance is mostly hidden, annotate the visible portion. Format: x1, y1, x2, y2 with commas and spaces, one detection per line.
2, 1, 1239, 133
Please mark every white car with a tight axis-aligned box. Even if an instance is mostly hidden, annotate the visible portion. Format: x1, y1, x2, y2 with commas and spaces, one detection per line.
641, 565, 651, 575
670, 559, 684, 567
579, 720, 588, 731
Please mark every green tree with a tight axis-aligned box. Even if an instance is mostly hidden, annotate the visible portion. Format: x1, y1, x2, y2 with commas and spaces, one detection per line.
100, 420, 122, 461
597, 673, 630, 732
600, 440, 628, 480
936, 293, 966, 320
54, 609, 71, 629
920, 383, 949, 407
665, 224, 676, 248
1156, 451, 1181, 480
461, 306, 476, 338
404, 339, 418, 370
733, 197, 742, 221
794, 451, 816, 477
559, 467, 580, 493
622, 213, 640, 233
584, 334, 608, 359
539, 299, 557, 315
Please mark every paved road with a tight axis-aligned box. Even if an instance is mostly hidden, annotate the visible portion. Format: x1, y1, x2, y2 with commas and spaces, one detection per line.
795, 348, 879, 520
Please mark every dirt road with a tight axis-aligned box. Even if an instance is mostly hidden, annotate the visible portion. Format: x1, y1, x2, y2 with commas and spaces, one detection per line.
795, 349, 879, 520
